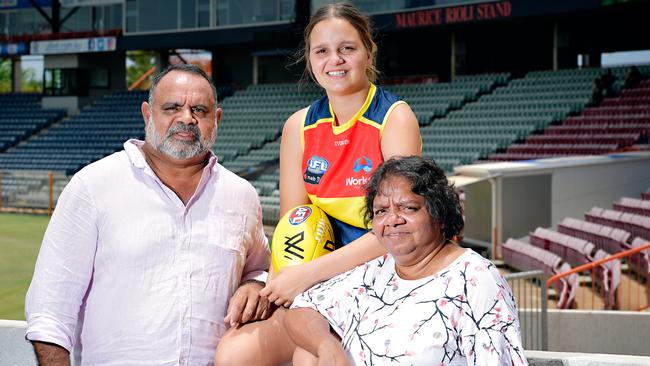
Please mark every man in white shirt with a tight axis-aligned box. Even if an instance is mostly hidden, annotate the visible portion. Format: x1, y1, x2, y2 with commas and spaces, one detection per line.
24, 64, 271, 366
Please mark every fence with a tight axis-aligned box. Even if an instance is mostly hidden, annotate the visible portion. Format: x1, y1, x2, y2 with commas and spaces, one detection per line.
0, 170, 69, 214
504, 270, 548, 351
546, 242, 650, 311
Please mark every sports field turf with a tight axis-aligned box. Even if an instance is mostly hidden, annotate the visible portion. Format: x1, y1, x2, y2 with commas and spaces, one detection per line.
0, 213, 49, 320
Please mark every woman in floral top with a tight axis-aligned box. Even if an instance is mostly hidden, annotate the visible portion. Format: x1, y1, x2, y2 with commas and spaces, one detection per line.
286, 156, 527, 365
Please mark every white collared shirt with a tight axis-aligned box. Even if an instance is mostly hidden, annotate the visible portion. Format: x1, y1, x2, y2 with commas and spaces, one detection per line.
25, 140, 269, 365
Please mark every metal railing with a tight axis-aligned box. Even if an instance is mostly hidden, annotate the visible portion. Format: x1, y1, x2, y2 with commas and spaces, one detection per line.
0, 170, 69, 214
546, 242, 650, 311
504, 270, 548, 350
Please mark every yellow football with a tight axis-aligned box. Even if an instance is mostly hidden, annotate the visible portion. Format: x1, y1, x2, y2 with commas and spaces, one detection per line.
271, 204, 336, 271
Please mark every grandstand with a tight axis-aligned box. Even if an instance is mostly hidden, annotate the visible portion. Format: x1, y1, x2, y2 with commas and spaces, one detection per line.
3, 0, 650, 364
502, 186, 650, 312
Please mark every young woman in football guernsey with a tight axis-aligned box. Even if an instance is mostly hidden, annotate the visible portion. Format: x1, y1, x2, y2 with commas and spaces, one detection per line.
263, 1, 421, 307
215, 3, 421, 364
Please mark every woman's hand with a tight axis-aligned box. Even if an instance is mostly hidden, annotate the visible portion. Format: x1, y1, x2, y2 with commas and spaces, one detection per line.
260, 264, 315, 307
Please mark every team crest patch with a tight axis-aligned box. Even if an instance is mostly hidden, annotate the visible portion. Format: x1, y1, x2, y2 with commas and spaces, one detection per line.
304, 156, 329, 185
353, 156, 373, 173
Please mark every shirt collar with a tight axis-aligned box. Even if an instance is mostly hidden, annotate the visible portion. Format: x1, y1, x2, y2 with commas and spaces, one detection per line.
123, 139, 220, 173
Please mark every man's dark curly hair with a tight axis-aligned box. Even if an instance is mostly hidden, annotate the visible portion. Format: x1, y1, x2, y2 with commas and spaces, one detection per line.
364, 156, 464, 241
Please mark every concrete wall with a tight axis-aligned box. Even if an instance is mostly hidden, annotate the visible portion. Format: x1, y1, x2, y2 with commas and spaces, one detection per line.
3, 313, 650, 365
547, 310, 650, 357
0, 320, 37, 366
526, 350, 650, 366
550, 156, 650, 224
502, 173, 552, 245
456, 153, 650, 248
463, 179, 492, 244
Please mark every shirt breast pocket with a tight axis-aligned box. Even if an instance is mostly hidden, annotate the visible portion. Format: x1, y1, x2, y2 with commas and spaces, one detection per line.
194, 208, 247, 281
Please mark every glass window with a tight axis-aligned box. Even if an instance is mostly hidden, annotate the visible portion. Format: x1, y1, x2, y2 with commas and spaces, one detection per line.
93, 4, 123, 31
217, 0, 295, 26
126, 0, 138, 32
90, 68, 110, 88
0, 13, 6, 36
44, 68, 89, 96
123, 0, 295, 33
198, 0, 210, 27
139, 0, 178, 32
280, 0, 295, 21
181, 0, 197, 29
108, 4, 122, 30
60, 6, 92, 32
9, 8, 51, 35
311, 0, 451, 14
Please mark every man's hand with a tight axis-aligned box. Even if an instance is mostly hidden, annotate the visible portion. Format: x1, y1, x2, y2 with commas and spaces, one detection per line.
32, 341, 70, 366
224, 280, 272, 327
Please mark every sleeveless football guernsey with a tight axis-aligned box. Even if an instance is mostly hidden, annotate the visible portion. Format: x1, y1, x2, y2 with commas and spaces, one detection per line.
301, 84, 405, 245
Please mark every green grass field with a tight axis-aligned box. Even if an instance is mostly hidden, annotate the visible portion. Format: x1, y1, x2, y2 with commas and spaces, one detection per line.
0, 213, 49, 320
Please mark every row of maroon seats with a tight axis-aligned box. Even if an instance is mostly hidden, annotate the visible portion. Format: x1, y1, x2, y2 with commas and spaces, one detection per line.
601, 97, 650, 107
558, 217, 631, 255
613, 197, 650, 216
582, 105, 649, 117
488, 76, 648, 162
619, 80, 650, 98
586, 207, 650, 242
502, 238, 578, 309
501, 188, 650, 309
643, 188, 650, 200
526, 133, 639, 146
488, 152, 559, 161
545, 125, 650, 139
506, 143, 618, 155
530, 227, 621, 309
564, 115, 650, 125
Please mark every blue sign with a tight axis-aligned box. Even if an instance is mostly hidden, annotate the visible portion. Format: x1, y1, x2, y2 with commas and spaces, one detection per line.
0, 42, 27, 55
0, 0, 51, 9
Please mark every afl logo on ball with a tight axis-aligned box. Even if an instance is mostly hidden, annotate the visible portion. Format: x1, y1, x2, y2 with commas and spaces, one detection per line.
288, 206, 312, 225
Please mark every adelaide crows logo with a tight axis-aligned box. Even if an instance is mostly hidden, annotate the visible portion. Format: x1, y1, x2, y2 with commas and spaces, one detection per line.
353, 156, 373, 173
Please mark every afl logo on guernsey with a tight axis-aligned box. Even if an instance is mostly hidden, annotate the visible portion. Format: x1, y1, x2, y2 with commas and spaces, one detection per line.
353, 156, 373, 173
288, 206, 312, 225
304, 156, 329, 185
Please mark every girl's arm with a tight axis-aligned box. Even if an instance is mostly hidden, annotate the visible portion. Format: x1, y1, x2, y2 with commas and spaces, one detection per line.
260, 102, 421, 306
278, 108, 311, 215
380, 102, 422, 159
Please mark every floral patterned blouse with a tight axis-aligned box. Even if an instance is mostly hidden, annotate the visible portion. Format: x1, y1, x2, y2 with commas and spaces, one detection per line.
291, 249, 528, 365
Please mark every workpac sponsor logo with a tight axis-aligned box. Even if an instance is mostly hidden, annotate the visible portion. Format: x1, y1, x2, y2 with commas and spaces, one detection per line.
345, 175, 370, 187
304, 156, 329, 185
288, 206, 312, 225
353, 156, 373, 173
347, 156, 373, 187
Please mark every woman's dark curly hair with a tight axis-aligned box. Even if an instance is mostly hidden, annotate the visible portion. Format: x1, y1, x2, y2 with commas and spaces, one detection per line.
364, 156, 464, 241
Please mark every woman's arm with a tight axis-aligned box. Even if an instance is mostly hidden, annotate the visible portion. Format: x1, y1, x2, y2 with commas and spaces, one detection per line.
279, 108, 311, 216
285, 308, 350, 365
381, 102, 422, 159
262, 231, 386, 306
264, 108, 311, 286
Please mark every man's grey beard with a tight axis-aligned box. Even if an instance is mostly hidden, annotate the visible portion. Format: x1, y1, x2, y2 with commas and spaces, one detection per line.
145, 115, 217, 160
